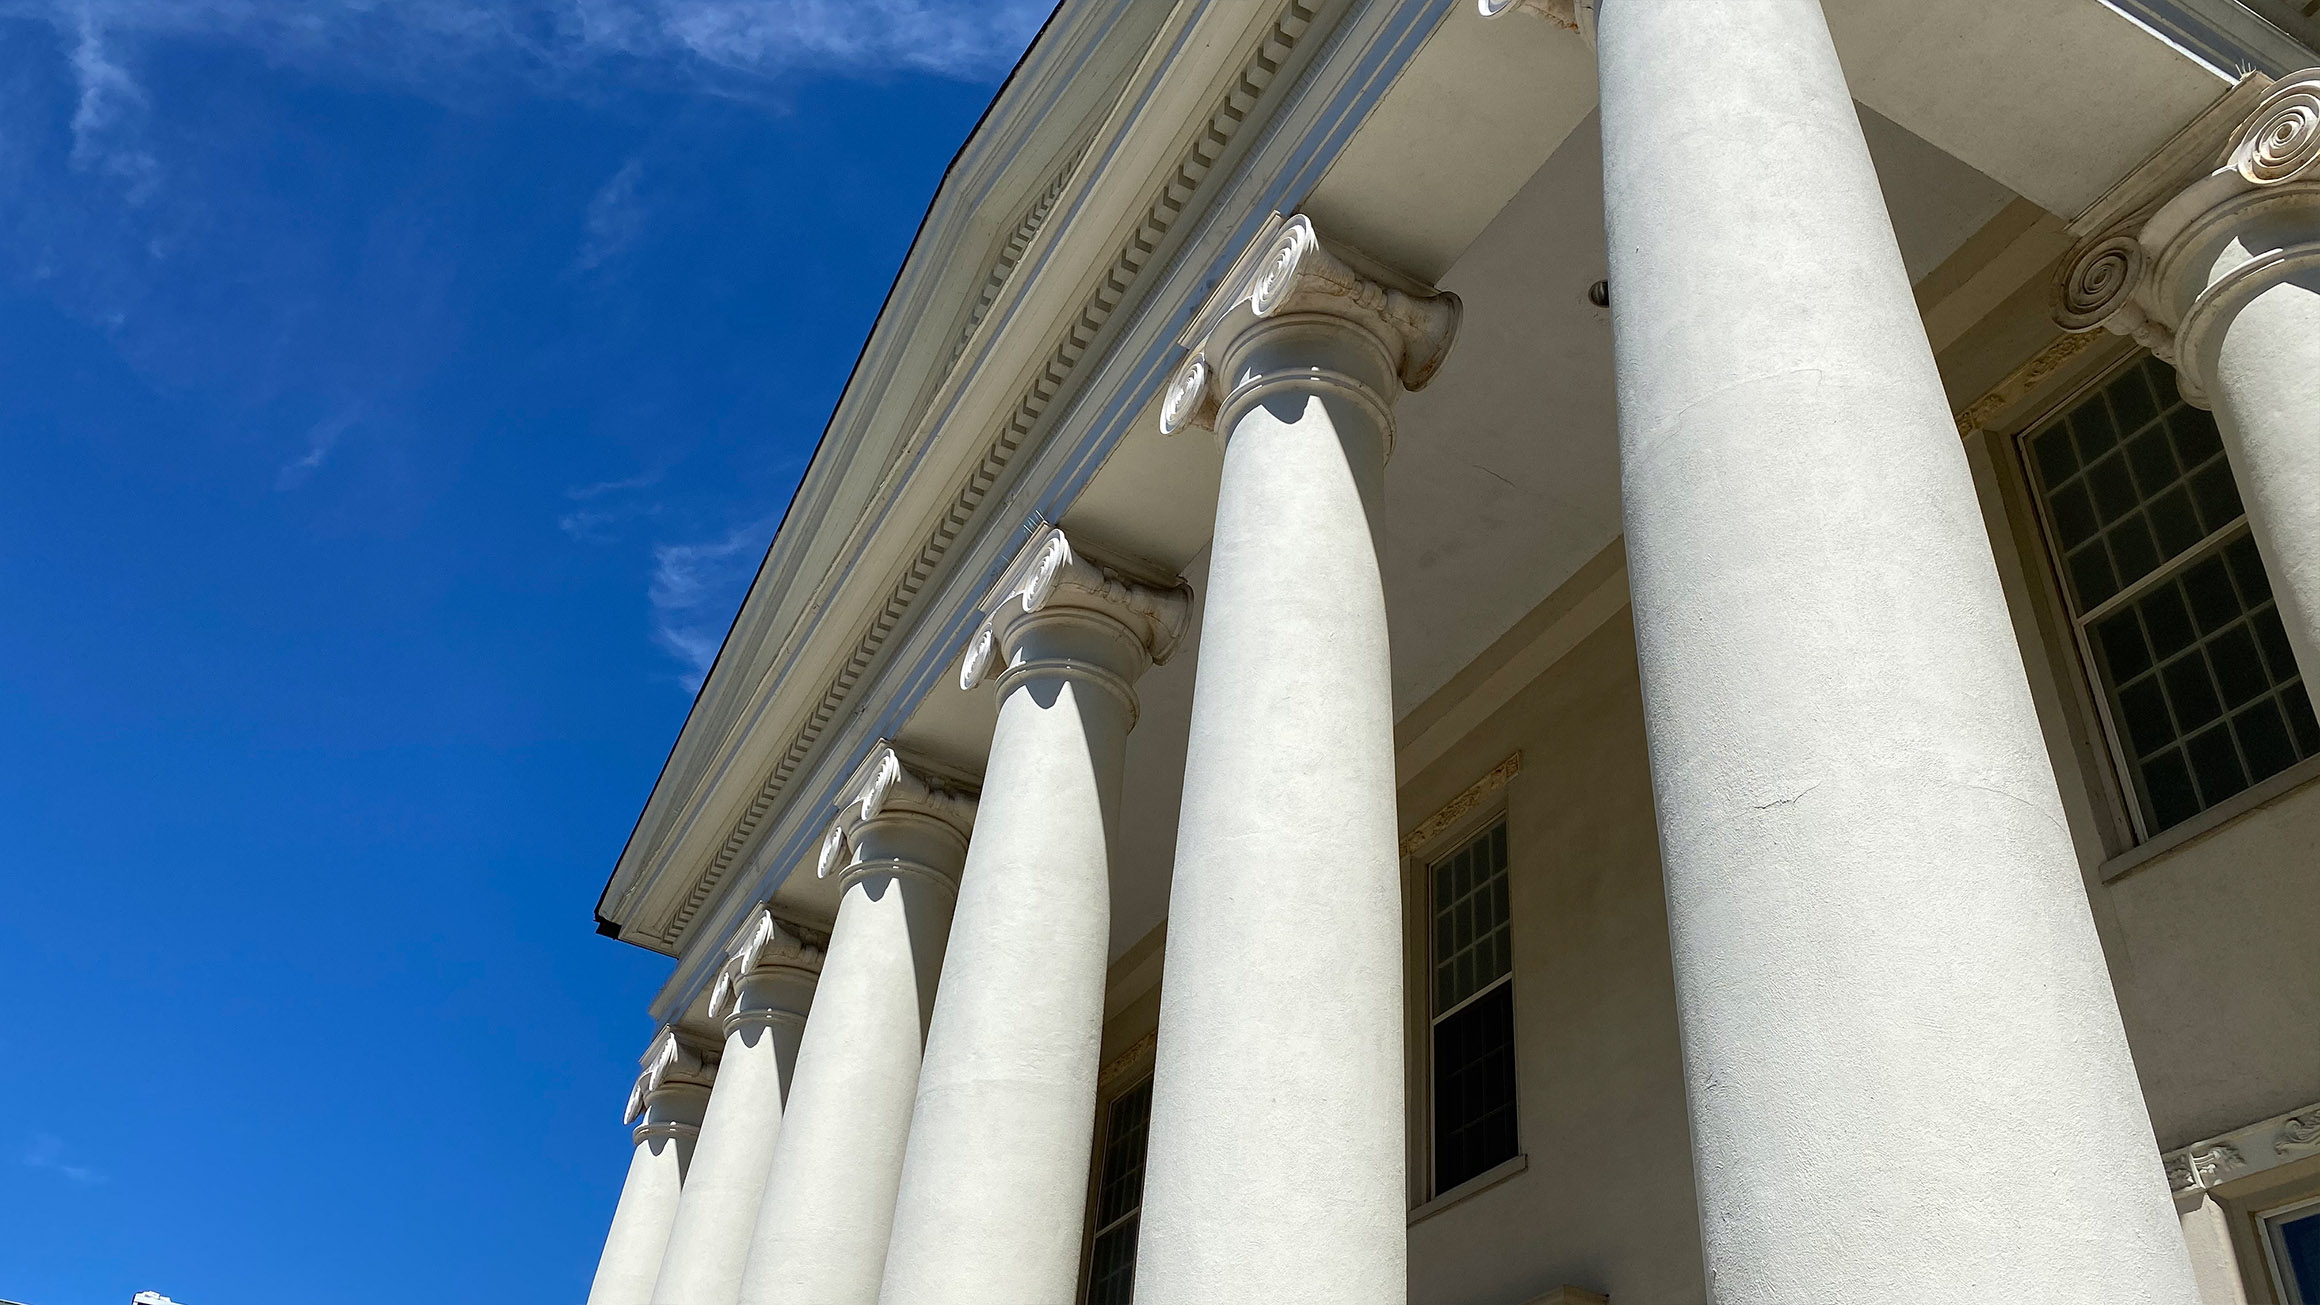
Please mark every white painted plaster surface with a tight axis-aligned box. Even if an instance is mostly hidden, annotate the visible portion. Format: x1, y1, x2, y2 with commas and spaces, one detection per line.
734, 850, 959, 1305
650, 969, 813, 1305
588, 1091, 706, 1305
1594, 1, 2201, 1301
2208, 270, 2320, 687
1136, 320, 1409, 1304
879, 603, 1152, 1305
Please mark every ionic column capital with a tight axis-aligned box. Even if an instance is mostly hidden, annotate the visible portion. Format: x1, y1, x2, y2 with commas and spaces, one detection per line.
957, 527, 1191, 720
814, 742, 977, 893
1476, 0, 1592, 41
2055, 71, 2320, 403
625, 1028, 717, 1141
708, 908, 824, 1035
1160, 214, 1459, 443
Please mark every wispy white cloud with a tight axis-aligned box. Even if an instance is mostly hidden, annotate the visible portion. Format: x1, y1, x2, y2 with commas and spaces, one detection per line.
575, 156, 646, 272
648, 519, 769, 690
567, 469, 663, 501
275, 405, 363, 490
559, 467, 664, 540
24, 1132, 105, 1186
64, 10, 159, 204
4, 0, 1053, 98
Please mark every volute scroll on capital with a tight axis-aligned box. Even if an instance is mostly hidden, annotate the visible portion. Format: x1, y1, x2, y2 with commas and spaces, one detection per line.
2053, 70, 2320, 404
624, 1027, 718, 1125
1475, 0, 1593, 41
1160, 213, 1460, 441
813, 741, 978, 883
957, 527, 1193, 706
706, 907, 824, 1023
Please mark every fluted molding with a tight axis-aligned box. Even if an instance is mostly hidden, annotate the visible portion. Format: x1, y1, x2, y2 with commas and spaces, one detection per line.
625, 1028, 718, 1139
2055, 71, 2320, 403
813, 742, 977, 890
1160, 213, 1459, 449
957, 527, 1192, 724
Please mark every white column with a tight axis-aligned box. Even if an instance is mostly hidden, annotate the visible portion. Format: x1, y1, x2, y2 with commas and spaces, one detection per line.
879, 529, 1189, 1305
733, 746, 974, 1305
1591, 2, 2201, 1303
1131, 215, 1457, 1305
2064, 72, 2320, 683
588, 1033, 716, 1305
650, 911, 822, 1305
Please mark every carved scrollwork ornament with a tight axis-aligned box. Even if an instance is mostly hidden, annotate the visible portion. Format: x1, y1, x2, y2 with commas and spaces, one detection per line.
709, 908, 823, 1020
1476, 0, 1593, 40
624, 1029, 713, 1123
2055, 234, 2146, 332
958, 623, 1000, 690
2233, 76, 2320, 186
816, 821, 851, 879
1159, 354, 1218, 436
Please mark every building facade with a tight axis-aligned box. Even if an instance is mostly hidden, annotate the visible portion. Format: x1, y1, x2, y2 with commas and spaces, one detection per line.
583, 1, 2320, 1302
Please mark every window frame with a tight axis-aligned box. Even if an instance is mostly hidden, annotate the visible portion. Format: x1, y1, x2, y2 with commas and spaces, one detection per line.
2263, 1191, 2320, 1305
1418, 810, 1521, 1202
2012, 351, 2311, 845
1078, 1061, 1155, 1305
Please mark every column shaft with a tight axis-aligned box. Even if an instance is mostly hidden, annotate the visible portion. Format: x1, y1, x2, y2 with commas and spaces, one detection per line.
880, 536, 1181, 1305
880, 659, 1130, 1303
651, 951, 815, 1305
1137, 316, 1409, 1304
1594, 1, 2198, 1302
735, 757, 970, 1305
2206, 263, 2320, 683
589, 1078, 709, 1305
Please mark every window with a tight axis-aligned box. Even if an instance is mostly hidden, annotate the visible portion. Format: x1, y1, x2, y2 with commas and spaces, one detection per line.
1084, 1076, 1151, 1305
2264, 1194, 2320, 1305
1429, 820, 1518, 1193
2023, 355, 2318, 837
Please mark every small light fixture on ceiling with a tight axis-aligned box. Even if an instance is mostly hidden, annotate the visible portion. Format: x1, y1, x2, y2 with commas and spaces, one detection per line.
1587, 279, 1610, 308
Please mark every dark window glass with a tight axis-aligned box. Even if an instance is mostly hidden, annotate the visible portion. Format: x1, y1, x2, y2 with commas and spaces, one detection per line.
1430, 822, 1517, 1195
2025, 356, 2313, 836
1433, 982, 1517, 1193
2273, 1205, 2320, 1305
1085, 1077, 1152, 1305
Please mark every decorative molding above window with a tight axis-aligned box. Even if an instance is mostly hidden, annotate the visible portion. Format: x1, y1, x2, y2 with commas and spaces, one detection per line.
2163, 1097, 2320, 1193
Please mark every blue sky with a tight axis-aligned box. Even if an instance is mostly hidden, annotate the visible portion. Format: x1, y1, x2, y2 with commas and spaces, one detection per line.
0, 3, 1042, 1301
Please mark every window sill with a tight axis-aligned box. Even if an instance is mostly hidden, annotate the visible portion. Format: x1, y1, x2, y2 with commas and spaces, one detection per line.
2100, 753, 2320, 884
1408, 1153, 1527, 1226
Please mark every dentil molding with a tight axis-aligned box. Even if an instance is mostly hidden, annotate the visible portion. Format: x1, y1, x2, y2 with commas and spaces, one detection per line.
2054, 70, 2320, 402
1160, 213, 1460, 442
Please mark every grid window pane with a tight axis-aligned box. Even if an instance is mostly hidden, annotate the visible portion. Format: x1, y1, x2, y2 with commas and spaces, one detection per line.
1432, 981, 1517, 1192
2026, 356, 2316, 836
1085, 1077, 1152, 1305
1428, 821, 1517, 1195
1432, 823, 1512, 1016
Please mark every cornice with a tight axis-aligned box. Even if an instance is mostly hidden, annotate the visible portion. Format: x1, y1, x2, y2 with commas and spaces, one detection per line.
604, 0, 1335, 956
643, 0, 1463, 1025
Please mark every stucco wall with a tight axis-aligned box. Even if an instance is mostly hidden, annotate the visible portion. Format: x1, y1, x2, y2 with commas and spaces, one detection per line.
2101, 778, 2320, 1150
1397, 614, 1705, 1305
